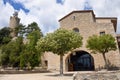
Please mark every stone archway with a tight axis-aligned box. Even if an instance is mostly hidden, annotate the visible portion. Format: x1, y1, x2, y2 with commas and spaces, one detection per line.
66, 51, 95, 71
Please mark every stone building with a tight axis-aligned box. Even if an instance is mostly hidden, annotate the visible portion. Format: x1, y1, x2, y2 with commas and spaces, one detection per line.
117, 34, 120, 49
9, 12, 20, 38
43, 10, 120, 71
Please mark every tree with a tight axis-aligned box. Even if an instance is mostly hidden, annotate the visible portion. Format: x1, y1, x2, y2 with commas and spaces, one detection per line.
25, 22, 41, 36
0, 27, 12, 67
0, 27, 11, 46
20, 22, 43, 69
86, 34, 117, 69
0, 22, 43, 69
1, 37, 24, 68
15, 24, 26, 37
25, 30, 42, 69
36, 28, 83, 75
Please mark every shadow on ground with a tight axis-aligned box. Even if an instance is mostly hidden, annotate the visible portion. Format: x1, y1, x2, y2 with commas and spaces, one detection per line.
45, 73, 73, 77
0, 70, 51, 74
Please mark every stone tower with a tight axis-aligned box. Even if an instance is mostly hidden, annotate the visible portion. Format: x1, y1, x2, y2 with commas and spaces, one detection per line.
9, 12, 20, 38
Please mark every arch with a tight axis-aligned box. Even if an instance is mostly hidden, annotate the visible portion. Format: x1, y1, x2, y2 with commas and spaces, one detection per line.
66, 50, 95, 71
73, 28, 79, 32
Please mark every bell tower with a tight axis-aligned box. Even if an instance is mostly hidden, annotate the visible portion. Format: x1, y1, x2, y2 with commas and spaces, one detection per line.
9, 11, 20, 38
84, 0, 93, 10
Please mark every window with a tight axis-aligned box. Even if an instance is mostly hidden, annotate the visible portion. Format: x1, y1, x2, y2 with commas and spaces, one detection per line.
73, 28, 79, 32
44, 60, 48, 67
100, 31, 105, 35
73, 16, 75, 20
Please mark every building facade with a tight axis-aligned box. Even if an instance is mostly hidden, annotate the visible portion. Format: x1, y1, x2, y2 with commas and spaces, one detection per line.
44, 10, 120, 71
117, 34, 120, 49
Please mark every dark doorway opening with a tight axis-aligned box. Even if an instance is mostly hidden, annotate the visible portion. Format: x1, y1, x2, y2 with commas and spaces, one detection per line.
67, 51, 95, 71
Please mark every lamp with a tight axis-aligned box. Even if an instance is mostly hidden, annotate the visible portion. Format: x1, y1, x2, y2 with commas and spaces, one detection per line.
73, 52, 76, 55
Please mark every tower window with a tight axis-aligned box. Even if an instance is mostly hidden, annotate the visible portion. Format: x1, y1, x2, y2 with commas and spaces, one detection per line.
73, 28, 79, 32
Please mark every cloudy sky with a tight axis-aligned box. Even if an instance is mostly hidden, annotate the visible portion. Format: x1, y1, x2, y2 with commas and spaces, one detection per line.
0, 0, 120, 34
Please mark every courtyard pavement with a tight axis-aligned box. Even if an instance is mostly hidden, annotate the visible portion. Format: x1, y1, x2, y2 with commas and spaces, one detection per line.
0, 71, 120, 80
0, 72, 73, 80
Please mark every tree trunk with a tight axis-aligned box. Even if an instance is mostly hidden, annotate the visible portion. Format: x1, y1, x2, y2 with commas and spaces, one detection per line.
60, 54, 63, 76
102, 53, 108, 69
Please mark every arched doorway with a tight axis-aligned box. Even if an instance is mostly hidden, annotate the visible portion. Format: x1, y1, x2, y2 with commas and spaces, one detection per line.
67, 51, 95, 71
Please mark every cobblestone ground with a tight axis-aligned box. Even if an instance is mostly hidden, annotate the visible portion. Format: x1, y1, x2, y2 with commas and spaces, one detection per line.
74, 71, 120, 80
0, 72, 73, 80
116, 72, 120, 79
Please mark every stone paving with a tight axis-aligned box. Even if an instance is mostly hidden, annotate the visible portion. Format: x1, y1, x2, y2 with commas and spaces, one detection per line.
0, 72, 73, 80
0, 71, 120, 80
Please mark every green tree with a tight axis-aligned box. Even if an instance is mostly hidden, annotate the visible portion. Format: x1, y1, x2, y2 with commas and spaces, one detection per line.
1, 37, 24, 68
86, 34, 117, 69
0, 27, 12, 66
20, 49, 26, 69
20, 22, 43, 69
0, 27, 11, 46
36, 28, 83, 75
25, 22, 41, 36
15, 24, 26, 37
0, 48, 10, 67
0, 22, 43, 69
26, 30, 42, 69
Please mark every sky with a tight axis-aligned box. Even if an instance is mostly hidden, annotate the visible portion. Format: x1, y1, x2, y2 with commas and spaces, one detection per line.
0, 0, 120, 34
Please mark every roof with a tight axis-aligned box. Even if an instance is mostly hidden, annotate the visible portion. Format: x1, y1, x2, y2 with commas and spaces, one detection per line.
59, 10, 95, 22
117, 34, 120, 37
96, 17, 117, 19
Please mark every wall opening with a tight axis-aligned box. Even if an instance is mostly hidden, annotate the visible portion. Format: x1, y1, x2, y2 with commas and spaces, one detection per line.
67, 51, 95, 71
44, 60, 48, 68
73, 28, 79, 32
